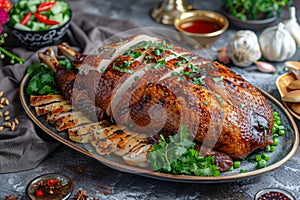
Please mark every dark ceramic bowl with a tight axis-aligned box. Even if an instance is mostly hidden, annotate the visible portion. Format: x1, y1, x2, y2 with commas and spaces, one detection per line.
8, 11, 72, 50
254, 188, 296, 200
222, 10, 278, 31
26, 173, 74, 200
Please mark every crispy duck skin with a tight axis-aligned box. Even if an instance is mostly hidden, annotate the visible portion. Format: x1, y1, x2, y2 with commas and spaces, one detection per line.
55, 35, 274, 160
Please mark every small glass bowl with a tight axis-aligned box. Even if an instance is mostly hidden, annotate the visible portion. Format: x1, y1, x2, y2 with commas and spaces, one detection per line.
254, 188, 296, 200
26, 173, 74, 200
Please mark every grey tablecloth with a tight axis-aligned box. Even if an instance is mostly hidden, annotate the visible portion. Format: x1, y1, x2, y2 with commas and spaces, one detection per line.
0, 12, 138, 173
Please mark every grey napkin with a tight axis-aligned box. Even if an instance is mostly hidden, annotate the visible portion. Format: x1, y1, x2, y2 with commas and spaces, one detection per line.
0, 12, 138, 173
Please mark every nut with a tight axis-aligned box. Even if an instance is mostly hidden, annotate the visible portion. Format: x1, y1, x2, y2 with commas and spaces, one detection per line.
0, 111, 2, 117
4, 99, 9, 105
0, 91, 3, 98
4, 111, 9, 116
14, 118, 19, 125
11, 122, 15, 131
0, 98, 5, 104
2, 122, 11, 128
0, 126, 3, 132
4, 116, 10, 121
0, 104, 3, 109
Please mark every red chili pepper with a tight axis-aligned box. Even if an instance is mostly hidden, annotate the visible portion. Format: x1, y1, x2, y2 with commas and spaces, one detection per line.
46, 179, 57, 187
21, 12, 32, 25
0, 0, 13, 12
37, 1, 57, 12
34, 12, 60, 25
35, 189, 44, 197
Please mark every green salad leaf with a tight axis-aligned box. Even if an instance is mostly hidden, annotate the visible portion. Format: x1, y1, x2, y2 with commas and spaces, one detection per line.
147, 126, 220, 176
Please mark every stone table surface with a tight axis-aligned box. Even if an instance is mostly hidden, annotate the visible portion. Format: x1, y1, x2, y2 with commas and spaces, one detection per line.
1, 0, 300, 199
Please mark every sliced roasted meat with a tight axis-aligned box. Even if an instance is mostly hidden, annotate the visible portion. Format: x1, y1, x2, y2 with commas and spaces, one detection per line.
54, 35, 273, 161
30, 94, 65, 106
68, 120, 112, 143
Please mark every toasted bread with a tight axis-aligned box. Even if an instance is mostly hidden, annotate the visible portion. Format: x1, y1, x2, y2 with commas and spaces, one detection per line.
288, 80, 300, 90
291, 103, 300, 114
282, 90, 300, 102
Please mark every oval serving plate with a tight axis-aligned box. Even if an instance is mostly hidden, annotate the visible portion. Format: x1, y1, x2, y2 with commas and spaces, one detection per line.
276, 72, 300, 120
20, 73, 299, 183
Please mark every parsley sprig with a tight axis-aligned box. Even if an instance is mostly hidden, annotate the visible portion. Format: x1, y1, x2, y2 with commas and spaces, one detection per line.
147, 126, 220, 176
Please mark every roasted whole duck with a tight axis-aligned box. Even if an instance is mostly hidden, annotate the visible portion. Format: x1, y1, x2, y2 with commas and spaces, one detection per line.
39, 34, 274, 162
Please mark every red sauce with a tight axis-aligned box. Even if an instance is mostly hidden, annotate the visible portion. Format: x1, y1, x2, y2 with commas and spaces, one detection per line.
179, 19, 221, 34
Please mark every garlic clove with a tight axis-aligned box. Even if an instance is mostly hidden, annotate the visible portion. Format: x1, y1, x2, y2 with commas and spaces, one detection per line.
217, 47, 230, 64
255, 61, 276, 73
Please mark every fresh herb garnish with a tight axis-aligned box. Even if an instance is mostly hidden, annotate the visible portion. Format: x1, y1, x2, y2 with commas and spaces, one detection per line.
109, 48, 116, 58
191, 76, 206, 86
215, 94, 226, 106
213, 76, 224, 83
152, 59, 166, 70
101, 67, 106, 73
147, 126, 220, 176
116, 39, 123, 46
154, 49, 161, 56
112, 64, 134, 74
26, 62, 61, 95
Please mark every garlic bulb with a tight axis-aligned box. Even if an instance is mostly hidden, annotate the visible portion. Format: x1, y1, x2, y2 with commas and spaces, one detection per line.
284, 7, 300, 47
227, 30, 261, 67
259, 23, 296, 62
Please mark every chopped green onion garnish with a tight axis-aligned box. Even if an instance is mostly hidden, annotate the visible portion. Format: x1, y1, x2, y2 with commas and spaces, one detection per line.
154, 49, 161, 56
213, 76, 224, 83
273, 138, 279, 146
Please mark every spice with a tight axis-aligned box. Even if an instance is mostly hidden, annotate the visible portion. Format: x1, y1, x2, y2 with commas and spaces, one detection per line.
73, 189, 89, 200
32, 177, 70, 198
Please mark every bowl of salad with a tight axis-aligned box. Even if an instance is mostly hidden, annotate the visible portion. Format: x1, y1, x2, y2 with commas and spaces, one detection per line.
8, 0, 72, 49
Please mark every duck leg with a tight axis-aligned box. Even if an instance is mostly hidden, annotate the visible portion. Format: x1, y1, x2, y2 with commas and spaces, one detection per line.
57, 42, 87, 68
38, 48, 105, 121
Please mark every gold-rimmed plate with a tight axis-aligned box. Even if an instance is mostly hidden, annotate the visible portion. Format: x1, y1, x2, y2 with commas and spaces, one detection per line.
20, 73, 299, 183
276, 72, 300, 120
